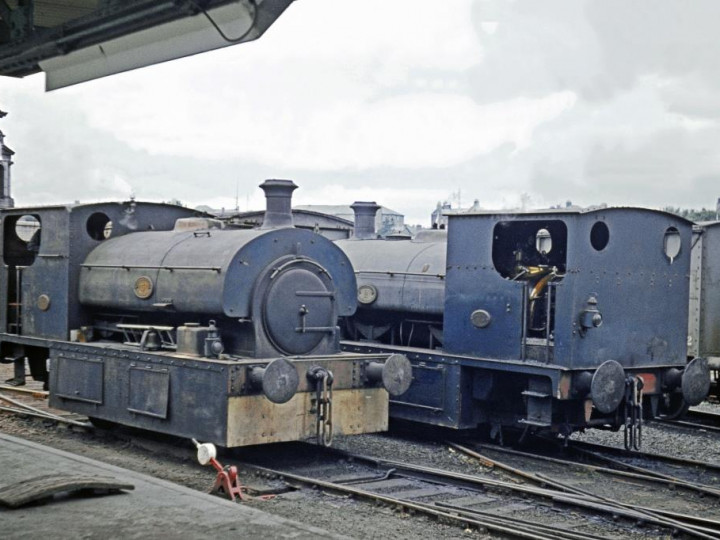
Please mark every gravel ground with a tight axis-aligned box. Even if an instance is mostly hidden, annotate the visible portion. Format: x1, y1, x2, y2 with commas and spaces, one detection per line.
2, 360, 720, 539
572, 401, 720, 464
0, 415, 498, 539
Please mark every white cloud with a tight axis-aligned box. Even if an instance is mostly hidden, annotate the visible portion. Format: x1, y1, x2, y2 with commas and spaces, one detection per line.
33, 0, 494, 172
0, 0, 719, 223
66, 85, 576, 169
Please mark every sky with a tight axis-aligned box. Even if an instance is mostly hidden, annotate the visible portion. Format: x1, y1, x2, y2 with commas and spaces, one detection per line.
0, 0, 719, 225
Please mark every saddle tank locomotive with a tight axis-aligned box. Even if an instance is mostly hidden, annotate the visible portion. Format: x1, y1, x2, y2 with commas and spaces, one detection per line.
0, 181, 411, 447
338, 203, 711, 448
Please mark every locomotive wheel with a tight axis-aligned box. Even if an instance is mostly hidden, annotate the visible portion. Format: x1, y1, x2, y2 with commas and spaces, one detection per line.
658, 393, 689, 420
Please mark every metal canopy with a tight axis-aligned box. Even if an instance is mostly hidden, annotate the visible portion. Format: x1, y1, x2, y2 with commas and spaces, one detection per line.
0, 0, 293, 88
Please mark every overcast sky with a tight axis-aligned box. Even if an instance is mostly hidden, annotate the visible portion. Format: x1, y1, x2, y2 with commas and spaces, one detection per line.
0, 0, 719, 225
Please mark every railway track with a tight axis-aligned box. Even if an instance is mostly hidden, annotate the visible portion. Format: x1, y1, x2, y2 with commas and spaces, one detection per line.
240, 458, 597, 540
447, 440, 720, 537
235, 442, 719, 539
465, 439, 720, 498
565, 438, 720, 491
657, 409, 720, 434
3, 372, 720, 539
0, 383, 90, 427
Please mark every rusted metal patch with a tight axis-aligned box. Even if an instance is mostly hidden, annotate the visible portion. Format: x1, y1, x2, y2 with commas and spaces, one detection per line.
636, 372, 658, 393
226, 388, 389, 446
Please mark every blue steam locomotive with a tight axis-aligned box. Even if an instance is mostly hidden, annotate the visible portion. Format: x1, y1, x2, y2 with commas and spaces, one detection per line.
0, 180, 412, 447
338, 203, 711, 448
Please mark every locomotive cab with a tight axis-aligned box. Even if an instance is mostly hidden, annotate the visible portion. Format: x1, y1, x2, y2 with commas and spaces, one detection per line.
444, 208, 709, 435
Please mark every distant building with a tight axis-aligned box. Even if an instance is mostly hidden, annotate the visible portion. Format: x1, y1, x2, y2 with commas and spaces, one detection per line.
195, 206, 354, 240
431, 199, 481, 228
295, 204, 409, 237
195, 202, 413, 239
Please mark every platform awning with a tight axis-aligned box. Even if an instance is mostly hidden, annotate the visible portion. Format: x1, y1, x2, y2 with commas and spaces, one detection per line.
0, 0, 294, 90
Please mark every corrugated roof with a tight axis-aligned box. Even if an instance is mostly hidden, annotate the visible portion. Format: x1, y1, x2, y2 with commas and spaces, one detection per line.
295, 204, 403, 217
23, 1, 96, 28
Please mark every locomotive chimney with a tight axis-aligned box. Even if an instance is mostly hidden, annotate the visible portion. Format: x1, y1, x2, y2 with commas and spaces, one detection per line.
351, 201, 380, 240
259, 179, 297, 229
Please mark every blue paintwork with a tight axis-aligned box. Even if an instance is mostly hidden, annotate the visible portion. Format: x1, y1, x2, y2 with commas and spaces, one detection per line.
341, 207, 698, 431
444, 208, 692, 368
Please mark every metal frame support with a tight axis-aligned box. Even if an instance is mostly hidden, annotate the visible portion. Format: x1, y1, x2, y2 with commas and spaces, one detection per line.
0, 0, 34, 41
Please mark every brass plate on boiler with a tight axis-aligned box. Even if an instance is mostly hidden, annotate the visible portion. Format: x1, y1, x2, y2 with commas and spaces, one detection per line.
357, 284, 378, 305
134, 276, 154, 299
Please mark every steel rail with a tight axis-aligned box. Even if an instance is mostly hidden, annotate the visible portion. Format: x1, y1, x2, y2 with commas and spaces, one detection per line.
0, 384, 49, 398
472, 440, 720, 498
0, 392, 91, 428
236, 461, 558, 540
534, 472, 720, 539
417, 499, 609, 540
658, 419, 720, 434
0, 405, 91, 428
688, 409, 720, 422
242, 444, 717, 539
657, 409, 720, 433
569, 439, 720, 473
450, 443, 719, 540
567, 445, 720, 497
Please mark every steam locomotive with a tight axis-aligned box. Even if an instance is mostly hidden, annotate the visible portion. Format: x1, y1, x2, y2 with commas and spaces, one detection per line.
0, 180, 412, 447
337, 203, 711, 448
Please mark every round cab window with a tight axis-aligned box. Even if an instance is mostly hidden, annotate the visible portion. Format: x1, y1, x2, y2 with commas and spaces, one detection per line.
87, 212, 113, 240
663, 227, 681, 263
590, 221, 609, 251
4, 214, 42, 266
15, 215, 41, 243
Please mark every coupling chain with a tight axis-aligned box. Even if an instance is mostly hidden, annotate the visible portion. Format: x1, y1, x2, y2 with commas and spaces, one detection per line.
308, 366, 334, 447
624, 375, 644, 451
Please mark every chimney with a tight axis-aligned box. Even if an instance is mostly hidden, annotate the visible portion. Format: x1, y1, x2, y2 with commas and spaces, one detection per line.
351, 201, 380, 240
259, 179, 297, 229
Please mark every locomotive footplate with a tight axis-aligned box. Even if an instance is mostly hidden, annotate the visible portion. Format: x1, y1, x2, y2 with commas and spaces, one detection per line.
44, 341, 411, 447
342, 340, 574, 430
341, 341, 696, 435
